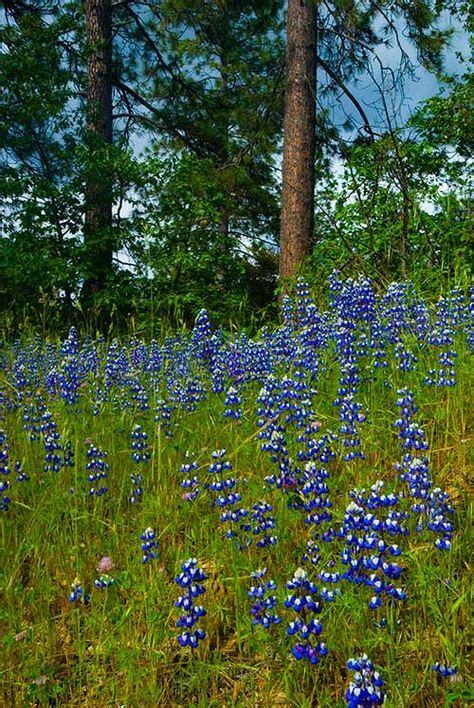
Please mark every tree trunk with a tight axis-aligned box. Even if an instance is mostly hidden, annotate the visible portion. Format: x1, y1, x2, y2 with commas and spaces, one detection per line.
279, 0, 317, 285
83, 0, 113, 298
216, 47, 229, 288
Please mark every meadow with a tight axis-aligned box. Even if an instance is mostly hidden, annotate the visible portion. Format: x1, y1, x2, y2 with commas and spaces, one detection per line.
0, 275, 472, 707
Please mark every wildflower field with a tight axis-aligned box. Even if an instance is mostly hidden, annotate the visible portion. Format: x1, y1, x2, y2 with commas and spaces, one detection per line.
1, 275, 472, 706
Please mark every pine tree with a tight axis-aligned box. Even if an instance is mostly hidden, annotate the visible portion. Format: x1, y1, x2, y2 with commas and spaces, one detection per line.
278, 0, 454, 281
279, 0, 317, 284
83, 0, 113, 298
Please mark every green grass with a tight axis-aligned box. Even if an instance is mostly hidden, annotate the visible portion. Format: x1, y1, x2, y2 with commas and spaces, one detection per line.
0, 337, 472, 707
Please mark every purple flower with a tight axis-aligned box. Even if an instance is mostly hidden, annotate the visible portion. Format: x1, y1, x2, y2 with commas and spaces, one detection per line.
96, 556, 114, 573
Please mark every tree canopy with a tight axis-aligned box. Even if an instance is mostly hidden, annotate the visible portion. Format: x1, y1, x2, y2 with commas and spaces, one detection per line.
0, 0, 471, 333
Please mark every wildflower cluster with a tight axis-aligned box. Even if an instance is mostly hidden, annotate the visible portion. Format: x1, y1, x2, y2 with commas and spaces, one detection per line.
140, 527, 159, 564
432, 661, 458, 677
86, 444, 109, 497
129, 471, 144, 504
346, 655, 384, 706
175, 558, 207, 648
0, 429, 11, 511
130, 425, 150, 464
248, 568, 280, 629
68, 578, 90, 605
337, 481, 407, 609
0, 274, 468, 700
394, 388, 454, 550
285, 568, 327, 664
223, 386, 243, 419
180, 454, 200, 502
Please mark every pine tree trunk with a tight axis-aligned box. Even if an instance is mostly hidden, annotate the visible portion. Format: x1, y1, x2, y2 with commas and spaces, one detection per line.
83, 0, 113, 298
279, 0, 317, 285
216, 49, 229, 288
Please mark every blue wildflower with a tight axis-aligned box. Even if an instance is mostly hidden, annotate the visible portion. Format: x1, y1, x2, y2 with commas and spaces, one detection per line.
345, 654, 384, 706
175, 558, 207, 648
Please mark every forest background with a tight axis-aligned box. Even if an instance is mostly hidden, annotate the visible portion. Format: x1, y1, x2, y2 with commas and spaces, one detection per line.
0, 0, 472, 335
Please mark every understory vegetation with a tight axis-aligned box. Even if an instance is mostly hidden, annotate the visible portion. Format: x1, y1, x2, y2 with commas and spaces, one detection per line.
1, 276, 472, 706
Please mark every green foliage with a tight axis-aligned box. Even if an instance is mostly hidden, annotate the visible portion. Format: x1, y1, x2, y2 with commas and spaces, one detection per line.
309, 75, 472, 293
0, 7, 83, 318
131, 151, 278, 327
0, 0, 471, 334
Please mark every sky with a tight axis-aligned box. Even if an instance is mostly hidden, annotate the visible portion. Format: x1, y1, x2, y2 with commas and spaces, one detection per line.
323, 11, 469, 136
129, 11, 469, 163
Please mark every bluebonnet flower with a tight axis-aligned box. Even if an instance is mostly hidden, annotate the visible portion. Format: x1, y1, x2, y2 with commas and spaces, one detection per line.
432, 662, 458, 677
58, 327, 80, 405
62, 441, 74, 468
336, 482, 407, 608
302, 538, 321, 567
293, 461, 332, 530
175, 558, 207, 648
223, 386, 243, 419
206, 450, 250, 545
154, 399, 175, 437
282, 294, 296, 331
394, 341, 417, 372
249, 568, 281, 628
94, 574, 115, 589
180, 453, 200, 502
130, 425, 150, 464
467, 287, 474, 351
319, 586, 337, 602
296, 427, 335, 464
209, 454, 251, 549
345, 655, 384, 706
130, 380, 149, 411
129, 472, 144, 504
426, 348, 457, 388
14, 460, 29, 482
21, 401, 44, 442
208, 449, 231, 474
140, 527, 159, 564
250, 501, 277, 548
210, 347, 226, 393
285, 568, 327, 664
380, 281, 420, 342
86, 444, 108, 497
40, 410, 64, 474
68, 578, 90, 605
394, 389, 453, 550
295, 280, 313, 327
0, 429, 11, 511
369, 321, 388, 370
191, 309, 213, 363
428, 487, 454, 551
424, 289, 467, 387
105, 339, 130, 389
43, 432, 63, 474
335, 394, 366, 462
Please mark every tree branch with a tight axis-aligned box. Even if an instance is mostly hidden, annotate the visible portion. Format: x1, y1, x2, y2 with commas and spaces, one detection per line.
316, 56, 375, 142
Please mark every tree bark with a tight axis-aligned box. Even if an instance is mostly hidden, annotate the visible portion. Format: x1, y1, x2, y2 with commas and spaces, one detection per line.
83, 0, 113, 297
279, 0, 317, 285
